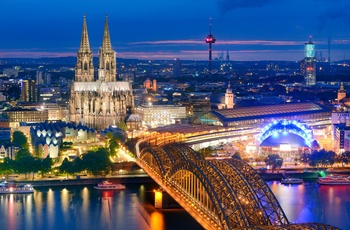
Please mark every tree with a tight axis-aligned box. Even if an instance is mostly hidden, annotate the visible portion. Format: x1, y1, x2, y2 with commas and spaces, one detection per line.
264, 154, 283, 172
117, 121, 127, 131
82, 148, 112, 176
309, 149, 336, 167
73, 157, 85, 174
59, 158, 75, 178
231, 152, 241, 160
38, 156, 53, 178
0, 157, 14, 178
109, 139, 119, 156
15, 148, 31, 161
12, 131, 29, 149
311, 140, 320, 150
300, 152, 311, 167
341, 151, 350, 165
105, 132, 123, 156
14, 154, 37, 179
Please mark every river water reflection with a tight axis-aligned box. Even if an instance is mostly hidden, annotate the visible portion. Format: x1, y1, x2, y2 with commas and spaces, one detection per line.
0, 182, 348, 230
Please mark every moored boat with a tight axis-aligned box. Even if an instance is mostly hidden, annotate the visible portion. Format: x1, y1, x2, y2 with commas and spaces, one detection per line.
94, 180, 125, 190
281, 177, 303, 184
0, 181, 34, 194
317, 175, 350, 185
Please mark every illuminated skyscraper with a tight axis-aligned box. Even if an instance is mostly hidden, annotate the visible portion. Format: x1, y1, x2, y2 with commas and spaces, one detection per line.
21, 79, 38, 102
304, 37, 316, 85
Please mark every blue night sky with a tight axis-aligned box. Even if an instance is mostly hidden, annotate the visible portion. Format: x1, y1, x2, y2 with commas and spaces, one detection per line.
1, 0, 350, 61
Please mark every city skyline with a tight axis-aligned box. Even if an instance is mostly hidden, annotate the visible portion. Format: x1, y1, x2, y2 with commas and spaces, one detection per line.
1, 0, 350, 61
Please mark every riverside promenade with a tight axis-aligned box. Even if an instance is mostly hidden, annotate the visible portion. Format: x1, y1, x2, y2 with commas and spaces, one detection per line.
7, 173, 152, 187
6, 165, 350, 187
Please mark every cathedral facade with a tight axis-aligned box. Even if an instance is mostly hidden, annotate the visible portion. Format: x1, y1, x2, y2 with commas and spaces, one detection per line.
69, 16, 134, 130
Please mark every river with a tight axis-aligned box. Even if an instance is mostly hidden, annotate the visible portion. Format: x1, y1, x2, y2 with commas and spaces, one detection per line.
0, 181, 348, 230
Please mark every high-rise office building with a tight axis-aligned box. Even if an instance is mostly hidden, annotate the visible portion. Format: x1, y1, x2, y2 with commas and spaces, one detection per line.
69, 15, 134, 130
36, 69, 43, 85
173, 58, 181, 78
21, 80, 38, 102
226, 51, 230, 62
304, 37, 316, 85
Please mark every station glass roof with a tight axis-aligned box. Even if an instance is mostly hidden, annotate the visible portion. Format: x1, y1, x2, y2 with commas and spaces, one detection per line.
211, 103, 330, 122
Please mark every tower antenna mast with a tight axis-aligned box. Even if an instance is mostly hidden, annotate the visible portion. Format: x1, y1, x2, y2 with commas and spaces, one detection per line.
205, 18, 216, 78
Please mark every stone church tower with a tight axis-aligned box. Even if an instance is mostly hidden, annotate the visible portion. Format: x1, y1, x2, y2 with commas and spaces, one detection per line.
338, 82, 346, 101
225, 82, 234, 109
69, 16, 134, 130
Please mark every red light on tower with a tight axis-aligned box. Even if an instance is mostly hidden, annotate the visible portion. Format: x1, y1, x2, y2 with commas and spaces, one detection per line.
205, 18, 216, 77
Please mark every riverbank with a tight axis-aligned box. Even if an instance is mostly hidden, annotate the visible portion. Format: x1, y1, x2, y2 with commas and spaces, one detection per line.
10, 174, 153, 187
259, 167, 350, 180
8, 166, 350, 187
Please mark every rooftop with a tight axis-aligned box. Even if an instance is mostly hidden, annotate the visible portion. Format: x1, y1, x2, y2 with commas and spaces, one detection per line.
211, 103, 330, 122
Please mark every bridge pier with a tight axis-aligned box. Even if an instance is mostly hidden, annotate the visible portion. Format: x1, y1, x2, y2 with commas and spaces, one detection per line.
153, 188, 181, 209
154, 189, 163, 209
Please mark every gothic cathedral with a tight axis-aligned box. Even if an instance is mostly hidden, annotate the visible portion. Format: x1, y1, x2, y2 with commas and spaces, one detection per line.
69, 16, 134, 130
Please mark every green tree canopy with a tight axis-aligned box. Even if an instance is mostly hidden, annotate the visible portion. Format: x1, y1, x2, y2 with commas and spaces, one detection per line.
264, 154, 283, 172
38, 156, 53, 178
59, 158, 75, 177
0, 157, 14, 178
82, 148, 112, 176
12, 131, 29, 149
299, 152, 311, 166
117, 121, 127, 131
73, 157, 85, 174
309, 149, 336, 167
15, 148, 31, 161
14, 154, 37, 179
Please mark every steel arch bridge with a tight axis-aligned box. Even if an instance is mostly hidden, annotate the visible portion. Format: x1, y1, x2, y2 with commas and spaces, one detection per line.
136, 143, 337, 230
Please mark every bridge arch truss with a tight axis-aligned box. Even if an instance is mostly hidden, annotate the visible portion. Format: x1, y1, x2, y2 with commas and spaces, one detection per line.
137, 143, 338, 230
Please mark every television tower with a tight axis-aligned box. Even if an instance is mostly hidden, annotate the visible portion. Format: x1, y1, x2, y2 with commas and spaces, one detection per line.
205, 18, 216, 77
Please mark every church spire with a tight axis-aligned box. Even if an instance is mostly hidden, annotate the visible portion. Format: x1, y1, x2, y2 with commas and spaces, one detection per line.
102, 15, 112, 50
80, 14, 91, 51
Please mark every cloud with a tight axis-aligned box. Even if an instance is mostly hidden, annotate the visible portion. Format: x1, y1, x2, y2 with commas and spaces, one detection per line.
129, 39, 302, 46
129, 40, 203, 45
216, 0, 276, 15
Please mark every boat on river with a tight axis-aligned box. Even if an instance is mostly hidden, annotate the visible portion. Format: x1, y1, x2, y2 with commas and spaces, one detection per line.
281, 177, 303, 184
94, 181, 125, 190
0, 181, 34, 194
317, 175, 350, 185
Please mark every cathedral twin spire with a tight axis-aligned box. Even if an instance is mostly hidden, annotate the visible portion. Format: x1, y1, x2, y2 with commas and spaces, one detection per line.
79, 15, 91, 52
76, 15, 116, 82
79, 15, 112, 52
102, 16, 112, 51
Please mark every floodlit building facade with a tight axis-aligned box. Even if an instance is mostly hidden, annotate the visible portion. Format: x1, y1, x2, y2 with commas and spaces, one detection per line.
136, 104, 186, 128
69, 16, 134, 130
